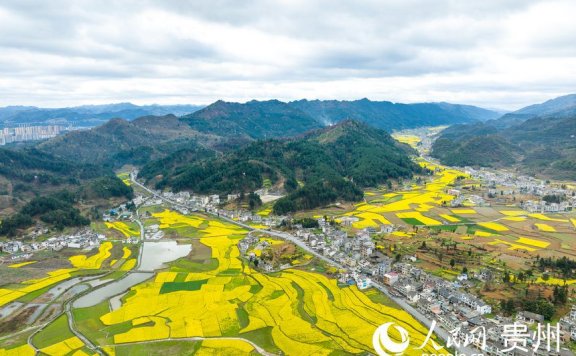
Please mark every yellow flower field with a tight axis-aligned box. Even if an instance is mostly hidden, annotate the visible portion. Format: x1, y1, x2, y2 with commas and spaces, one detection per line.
502, 216, 526, 222
7, 261, 36, 268
70, 242, 113, 269
105, 221, 139, 237
516, 237, 550, 248
0, 344, 36, 356
0, 243, 113, 307
257, 207, 272, 217
40, 336, 85, 356
196, 339, 255, 355
392, 134, 421, 148
500, 210, 526, 216
396, 211, 441, 226
356, 212, 391, 225
474, 231, 492, 237
451, 209, 476, 214
488, 239, 536, 252
535, 277, 576, 286
477, 222, 508, 232
529, 213, 568, 222
259, 237, 284, 246
351, 219, 378, 229
117, 173, 131, 187
534, 223, 556, 232
121, 247, 132, 259
97, 212, 443, 355
440, 214, 459, 222
120, 259, 137, 271
152, 209, 205, 229
391, 231, 412, 237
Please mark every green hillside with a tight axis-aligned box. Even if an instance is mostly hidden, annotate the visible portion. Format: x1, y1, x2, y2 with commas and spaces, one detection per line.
143, 120, 420, 213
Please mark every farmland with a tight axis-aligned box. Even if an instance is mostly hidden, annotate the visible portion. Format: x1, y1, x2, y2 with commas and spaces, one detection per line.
304, 156, 576, 266
1, 206, 445, 355
83, 211, 442, 355
2, 125, 576, 355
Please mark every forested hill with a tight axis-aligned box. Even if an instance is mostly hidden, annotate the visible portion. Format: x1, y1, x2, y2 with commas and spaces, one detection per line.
490, 93, 576, 129
0, 148, 109, 203
289, 99, 501, 130
141, 120, 421, 214
181, 99, 323, 139
431, 115, 576, 179
0, 148, 134, 235
36, 98, 499, 169
38, 115, 221, 166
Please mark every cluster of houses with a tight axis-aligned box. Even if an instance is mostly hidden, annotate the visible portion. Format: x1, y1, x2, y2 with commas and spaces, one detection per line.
560, 306, 576, 342
379, 261, 493, 316
521, 200, 572, 214
284, 217, 576, 355
295, 224, 380, 267
450, 192, 487, 208
218, 209, 285, 227
0, 229, 105, 262
237, 233, 290, 272
465, 167, 576, 214
133, 190, 220, 213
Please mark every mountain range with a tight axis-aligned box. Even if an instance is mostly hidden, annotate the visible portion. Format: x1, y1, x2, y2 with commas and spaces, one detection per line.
0, 93, 573, 231
431, 94, 576, 179
290, 99, 501, 129
0, 103, 203, 128
0, 98, 500, 130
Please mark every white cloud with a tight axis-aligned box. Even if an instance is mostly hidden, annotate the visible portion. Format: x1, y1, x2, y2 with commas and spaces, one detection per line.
0, 0, 573, 109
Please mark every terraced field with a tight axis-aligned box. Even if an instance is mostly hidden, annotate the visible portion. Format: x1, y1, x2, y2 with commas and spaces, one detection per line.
0, 242, 114, 308
327, 155, 576, 265
0, 241, 139, 355
69, 211, 441, 355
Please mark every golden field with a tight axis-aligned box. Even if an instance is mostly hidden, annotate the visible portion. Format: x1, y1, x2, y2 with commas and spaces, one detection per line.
96, 211, 443, 355
0, 242, 113, 308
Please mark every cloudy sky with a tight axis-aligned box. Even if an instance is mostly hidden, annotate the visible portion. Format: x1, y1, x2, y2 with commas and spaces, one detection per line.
0, 0, 574, 110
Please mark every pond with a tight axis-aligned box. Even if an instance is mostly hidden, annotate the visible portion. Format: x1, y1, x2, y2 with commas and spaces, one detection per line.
73, 272, 153, 308
73, 240, 192, 308
138, 240, 192, 271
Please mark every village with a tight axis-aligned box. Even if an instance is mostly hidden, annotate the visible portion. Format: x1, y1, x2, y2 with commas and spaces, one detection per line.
464, 167, 576, 213
2, 163, 576, 355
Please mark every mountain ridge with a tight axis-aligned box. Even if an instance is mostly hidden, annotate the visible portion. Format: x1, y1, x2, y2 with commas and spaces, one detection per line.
141, 120, 420, 214
431, 93, 576, 179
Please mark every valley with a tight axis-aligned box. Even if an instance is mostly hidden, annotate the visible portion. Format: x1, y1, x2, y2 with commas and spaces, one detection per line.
2, 122, 576, 355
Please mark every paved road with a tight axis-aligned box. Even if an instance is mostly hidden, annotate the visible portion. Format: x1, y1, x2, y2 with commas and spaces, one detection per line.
131, 172, 485, 354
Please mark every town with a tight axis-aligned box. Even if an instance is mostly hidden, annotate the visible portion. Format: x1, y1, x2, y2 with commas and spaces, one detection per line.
0, 124, 71, 145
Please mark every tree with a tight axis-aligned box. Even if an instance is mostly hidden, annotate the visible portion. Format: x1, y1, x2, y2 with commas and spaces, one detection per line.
517, 272, 525, 282
248, 192, 262, 210
501, 299, 515, 316
462, 266, 468, 274
450, 259, 455, 268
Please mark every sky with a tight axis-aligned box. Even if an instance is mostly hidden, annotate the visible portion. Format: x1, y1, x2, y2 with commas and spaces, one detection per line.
0, 0, 575, 110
